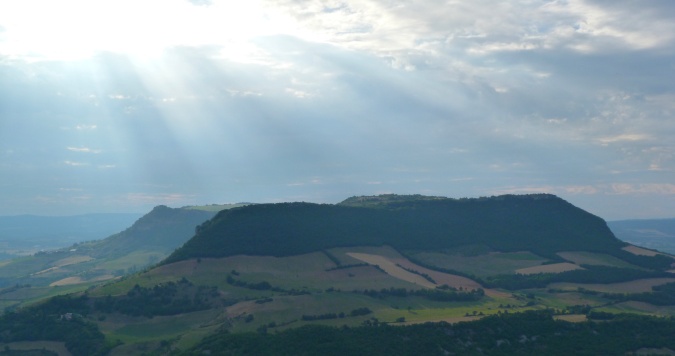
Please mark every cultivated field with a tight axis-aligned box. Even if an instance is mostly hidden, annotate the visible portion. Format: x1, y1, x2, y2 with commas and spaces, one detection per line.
410, 250, 549, 277
557, 251, 640, 269
516, 262, 583, 275
549, 277, 675, 293
347, 252, 437, 288
622, 245, 663, 257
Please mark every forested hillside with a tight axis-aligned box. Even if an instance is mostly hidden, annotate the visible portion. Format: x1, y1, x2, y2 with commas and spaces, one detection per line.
166, 194, 624, 263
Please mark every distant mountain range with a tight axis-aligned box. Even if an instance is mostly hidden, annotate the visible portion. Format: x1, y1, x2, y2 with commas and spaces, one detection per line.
608, 218, 675, 254
0, 204, 248, 309
0, 213, 143, 257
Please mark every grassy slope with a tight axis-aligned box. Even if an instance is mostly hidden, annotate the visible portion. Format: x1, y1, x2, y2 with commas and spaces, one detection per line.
84, 244, 675, 353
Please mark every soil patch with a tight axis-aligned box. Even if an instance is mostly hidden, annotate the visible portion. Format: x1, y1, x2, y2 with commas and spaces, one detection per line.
347, 253, 436, 288
623, 245, 661, 257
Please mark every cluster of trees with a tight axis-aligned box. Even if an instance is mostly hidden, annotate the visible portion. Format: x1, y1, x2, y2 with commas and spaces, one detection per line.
395, 264, 436, 284
92, 279, 217, 317
226, 275, 273, 291
225, 275, 310, 296
182, 310, 675, 355
165, 194, 628, 264
0, 295, 107, 356
357, 287, 484, 302
301, 308, 372, 321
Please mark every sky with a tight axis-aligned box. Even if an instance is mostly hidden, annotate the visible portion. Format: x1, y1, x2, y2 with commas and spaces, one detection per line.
1, 0, 674, 220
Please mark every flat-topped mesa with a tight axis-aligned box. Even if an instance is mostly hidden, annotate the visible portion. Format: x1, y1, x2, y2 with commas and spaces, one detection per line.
164, 194, 626, 264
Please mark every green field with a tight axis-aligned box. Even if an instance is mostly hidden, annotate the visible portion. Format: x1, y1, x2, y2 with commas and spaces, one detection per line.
557, 251, 642, 269
410, 250, 549, 277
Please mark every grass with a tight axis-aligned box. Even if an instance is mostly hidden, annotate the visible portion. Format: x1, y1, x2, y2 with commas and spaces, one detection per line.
557, 251, 641, 269
515, 262, 583, 275
548, 277, 675, 294
104, 309, 218, 344
410, 250, 549, 277
97, 250, 164, 271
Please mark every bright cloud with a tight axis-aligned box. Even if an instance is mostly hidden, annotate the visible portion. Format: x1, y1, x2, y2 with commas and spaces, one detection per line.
1, 0, 674, 219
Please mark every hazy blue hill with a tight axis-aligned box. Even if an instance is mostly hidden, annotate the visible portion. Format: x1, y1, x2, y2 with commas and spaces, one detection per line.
166, 194, 625, 263
0, 213, 142, 257
608, 218, 675, 254
0, 204, 245, 290
78, 205, 221, 259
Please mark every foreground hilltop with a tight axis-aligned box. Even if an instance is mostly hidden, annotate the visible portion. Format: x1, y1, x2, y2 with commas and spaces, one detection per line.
166, 194, 623, 263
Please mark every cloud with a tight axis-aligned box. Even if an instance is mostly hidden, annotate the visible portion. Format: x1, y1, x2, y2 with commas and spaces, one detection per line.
610, 183, 675, 195
122, 193, 197, 206
597, 134, 651, 145
187, 0, 212, 6
1, 1, 674, 219
63, 161, 87, 167
66, 147, 102, 154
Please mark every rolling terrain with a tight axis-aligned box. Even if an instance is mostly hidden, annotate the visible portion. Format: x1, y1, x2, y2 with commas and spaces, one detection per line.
0, 204, 247, 311
0, 213, 143, 259
1, 194, 675, 355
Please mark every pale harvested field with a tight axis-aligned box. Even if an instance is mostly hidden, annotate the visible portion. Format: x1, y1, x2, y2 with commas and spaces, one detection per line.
516, 262, 583, 275
31, 266, 60, 276
54, 255, 94, 267
31, 255, 95, 276
49, 274, 116, 287
623, 245, 661, 257
549, 277, 675, 293
392, 258, 484, 291
347, 252, 509, 297
347, 253, 436, 288
402, 315, 482, 325
554, 314, 587, 322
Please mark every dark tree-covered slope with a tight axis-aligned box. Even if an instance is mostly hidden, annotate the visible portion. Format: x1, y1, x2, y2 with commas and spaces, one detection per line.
165, 194, 625, 263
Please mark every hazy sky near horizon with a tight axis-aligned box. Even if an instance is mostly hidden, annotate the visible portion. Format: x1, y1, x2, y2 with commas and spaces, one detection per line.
1, 0, 674, 219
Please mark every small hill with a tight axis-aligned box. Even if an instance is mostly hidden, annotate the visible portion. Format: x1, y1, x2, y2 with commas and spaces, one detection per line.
81, 205, 220, 259
166, 194, 624, 263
